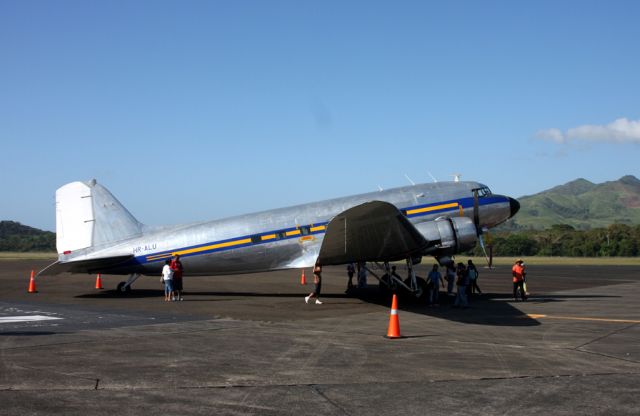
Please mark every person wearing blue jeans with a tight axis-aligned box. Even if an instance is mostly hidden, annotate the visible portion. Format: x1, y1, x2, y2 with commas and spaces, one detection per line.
454, 262, 469, 308
162, 259, 174, 301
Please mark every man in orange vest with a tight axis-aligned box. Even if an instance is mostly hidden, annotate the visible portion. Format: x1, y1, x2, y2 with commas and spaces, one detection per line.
512, 259, 527, 301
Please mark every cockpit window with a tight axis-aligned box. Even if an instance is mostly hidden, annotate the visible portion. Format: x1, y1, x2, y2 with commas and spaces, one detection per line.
478, 187, 492, 197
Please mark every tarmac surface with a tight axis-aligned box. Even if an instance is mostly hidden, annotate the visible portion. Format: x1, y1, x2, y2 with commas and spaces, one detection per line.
1, 259, 639, 415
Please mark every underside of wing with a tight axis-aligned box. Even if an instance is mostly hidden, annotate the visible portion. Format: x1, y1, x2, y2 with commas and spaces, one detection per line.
37, 255, 135, 276
318, 201, 428, 265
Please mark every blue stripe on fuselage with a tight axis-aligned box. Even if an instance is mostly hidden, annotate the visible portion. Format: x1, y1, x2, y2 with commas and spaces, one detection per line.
136, 196, 505, 264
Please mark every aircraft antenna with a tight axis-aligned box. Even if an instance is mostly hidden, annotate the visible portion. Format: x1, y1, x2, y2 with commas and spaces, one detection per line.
427, 171, 438, 183
404, 174, 416, 186
377, 185, 384, 191
451, 173, 461, 182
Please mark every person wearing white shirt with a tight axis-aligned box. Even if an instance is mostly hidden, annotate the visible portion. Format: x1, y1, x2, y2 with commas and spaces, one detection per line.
162, 260, 174, 301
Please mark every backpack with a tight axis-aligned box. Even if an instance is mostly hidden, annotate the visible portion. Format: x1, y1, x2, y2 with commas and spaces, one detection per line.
468, 269, 477, 281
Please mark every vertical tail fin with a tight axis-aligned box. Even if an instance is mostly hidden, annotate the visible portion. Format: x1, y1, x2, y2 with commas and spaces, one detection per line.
56, 180, 142, 255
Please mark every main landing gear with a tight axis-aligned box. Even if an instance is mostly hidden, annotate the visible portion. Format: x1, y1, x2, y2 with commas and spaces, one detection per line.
366, 258, 427, 301
116, 273, 141, 294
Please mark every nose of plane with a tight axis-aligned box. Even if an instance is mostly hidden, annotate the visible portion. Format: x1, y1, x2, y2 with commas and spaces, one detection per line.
509, 197, 520, 218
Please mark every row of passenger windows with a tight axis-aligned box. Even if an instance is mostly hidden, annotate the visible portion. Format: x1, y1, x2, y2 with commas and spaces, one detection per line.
249, 225, 315, 243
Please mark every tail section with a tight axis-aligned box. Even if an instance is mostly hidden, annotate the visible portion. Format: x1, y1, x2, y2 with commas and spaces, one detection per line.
56, 180, 143, 255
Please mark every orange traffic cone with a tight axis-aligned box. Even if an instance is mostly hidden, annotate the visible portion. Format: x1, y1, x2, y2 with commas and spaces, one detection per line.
27, 270, 37, 293
386, 294, 402, 339
95, 273, 103, 289
300, 269, 307, 285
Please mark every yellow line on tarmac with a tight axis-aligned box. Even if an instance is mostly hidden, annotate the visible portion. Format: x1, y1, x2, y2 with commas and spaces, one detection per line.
526, 314, 640, 324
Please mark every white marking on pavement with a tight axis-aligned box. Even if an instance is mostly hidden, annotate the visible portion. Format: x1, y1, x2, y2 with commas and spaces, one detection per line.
0, 315, 63, 324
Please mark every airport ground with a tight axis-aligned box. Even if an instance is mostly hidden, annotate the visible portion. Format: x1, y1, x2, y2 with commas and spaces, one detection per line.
1, 259, 639, 415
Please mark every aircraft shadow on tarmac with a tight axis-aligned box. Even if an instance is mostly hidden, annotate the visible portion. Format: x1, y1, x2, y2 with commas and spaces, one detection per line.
0, 331, 67, 336
74, 287, 618, 327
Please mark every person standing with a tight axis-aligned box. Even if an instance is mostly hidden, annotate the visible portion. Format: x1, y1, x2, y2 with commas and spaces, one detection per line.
305, 260, 323, 305
453, 262, 469, 308
522, 261, 529, 295
357, 262, 368, 288
346, 263, 355, 293
161, 259, 174, 302
467, 259, 482, 295
427, 264, 444, 306
170, 254, 184, 301
512, 259, 527, 301
445, 262, 456, 298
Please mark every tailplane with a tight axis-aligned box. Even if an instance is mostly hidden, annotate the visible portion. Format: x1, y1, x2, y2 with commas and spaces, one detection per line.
55, 180, 142, 255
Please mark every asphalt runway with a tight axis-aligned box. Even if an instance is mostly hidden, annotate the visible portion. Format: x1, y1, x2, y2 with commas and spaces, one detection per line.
1, 259, 639, 415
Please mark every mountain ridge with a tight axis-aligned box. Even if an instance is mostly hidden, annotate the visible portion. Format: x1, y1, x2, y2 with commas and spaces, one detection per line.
509, 175, 640, 230
0, 221, 56, 252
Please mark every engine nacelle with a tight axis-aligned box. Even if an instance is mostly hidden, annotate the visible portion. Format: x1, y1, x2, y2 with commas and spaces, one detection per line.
414, 217, 478, 258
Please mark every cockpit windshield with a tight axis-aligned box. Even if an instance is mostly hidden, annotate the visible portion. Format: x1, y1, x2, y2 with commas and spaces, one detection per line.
477, 186, 492, 197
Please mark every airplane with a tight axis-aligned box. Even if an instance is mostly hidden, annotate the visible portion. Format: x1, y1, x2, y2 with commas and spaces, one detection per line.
40, 179, 520, 299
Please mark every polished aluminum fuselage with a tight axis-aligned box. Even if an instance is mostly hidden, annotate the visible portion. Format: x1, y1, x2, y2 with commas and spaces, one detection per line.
80, 181, 513, 276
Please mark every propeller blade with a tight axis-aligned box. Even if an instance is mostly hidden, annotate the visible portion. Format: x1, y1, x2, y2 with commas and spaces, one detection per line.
473, 189, 480, 231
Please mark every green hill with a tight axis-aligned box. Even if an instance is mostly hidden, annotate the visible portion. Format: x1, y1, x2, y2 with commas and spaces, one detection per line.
0, 221, 56, 252
507, 175, 640, 230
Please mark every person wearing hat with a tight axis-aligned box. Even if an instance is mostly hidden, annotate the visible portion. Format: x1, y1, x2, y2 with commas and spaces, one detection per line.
512, 259, 527, 301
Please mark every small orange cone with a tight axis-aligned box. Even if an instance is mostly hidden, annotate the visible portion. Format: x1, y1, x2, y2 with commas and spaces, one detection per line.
95, 273, 103, 289
27, 270, 37, 293
300, 269, 307, 285
386, 294, 402, 339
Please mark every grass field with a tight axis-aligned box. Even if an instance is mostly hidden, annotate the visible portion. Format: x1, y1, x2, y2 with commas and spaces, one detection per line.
0, 252, 57, 260
465, 256, 640, 266
0, 252, 638, 266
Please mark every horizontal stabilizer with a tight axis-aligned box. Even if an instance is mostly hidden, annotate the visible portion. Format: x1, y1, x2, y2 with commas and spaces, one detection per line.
37, 255, 135, 276
318, 201, 428, 265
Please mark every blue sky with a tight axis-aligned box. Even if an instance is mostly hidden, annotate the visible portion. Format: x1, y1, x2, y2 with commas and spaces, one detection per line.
2, 1, 639, 231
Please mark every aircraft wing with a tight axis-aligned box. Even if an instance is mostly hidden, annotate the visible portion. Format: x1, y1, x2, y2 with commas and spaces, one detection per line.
37, 255, 135, 276
318, 201, 428, 265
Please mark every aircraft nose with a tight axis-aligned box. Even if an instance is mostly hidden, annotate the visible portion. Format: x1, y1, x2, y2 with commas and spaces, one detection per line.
509, 197, 520, 218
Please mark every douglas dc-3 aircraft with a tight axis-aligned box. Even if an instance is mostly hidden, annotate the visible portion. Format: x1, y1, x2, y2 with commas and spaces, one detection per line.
40, 179, 520, 298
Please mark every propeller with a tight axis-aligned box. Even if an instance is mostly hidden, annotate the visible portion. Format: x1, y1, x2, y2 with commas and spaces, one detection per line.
473, 189, 492, 268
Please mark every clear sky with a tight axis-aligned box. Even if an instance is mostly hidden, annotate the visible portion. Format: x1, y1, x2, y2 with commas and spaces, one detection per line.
2, 1, 639, 231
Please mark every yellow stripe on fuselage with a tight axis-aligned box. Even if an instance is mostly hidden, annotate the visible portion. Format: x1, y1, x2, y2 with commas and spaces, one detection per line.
406, 202, 459, 216
170, 238, 253, 257
147, 253, 173, 261
310, 225, 326, 232
285, 229, 301, 236
261, 234, 277, 241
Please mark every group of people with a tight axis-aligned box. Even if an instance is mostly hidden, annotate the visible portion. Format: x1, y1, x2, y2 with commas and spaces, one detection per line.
158, 254, 527, 306
337, 258, 529, 306
426, 260, 481, 308
346, 262, 369, 292
161, 254, 184, 301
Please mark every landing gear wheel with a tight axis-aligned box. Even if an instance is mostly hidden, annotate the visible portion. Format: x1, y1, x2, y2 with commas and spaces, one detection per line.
402, 277, 428, 301
116, 281, 131, 294
414, 277, 428, 301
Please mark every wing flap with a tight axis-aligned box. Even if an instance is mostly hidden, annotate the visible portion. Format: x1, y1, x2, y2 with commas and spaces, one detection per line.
318, 201, 428, 265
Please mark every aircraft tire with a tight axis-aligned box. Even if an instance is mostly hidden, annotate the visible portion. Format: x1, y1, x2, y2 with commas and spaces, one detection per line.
116, 281, 131, 294
414, 277, 428, 301
402, 277, 428, 302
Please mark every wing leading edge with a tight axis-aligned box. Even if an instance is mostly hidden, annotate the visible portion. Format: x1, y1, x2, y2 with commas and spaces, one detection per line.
318, 201, 428, 265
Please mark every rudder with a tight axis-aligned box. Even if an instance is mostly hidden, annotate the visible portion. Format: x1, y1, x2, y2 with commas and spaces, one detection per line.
56, 180, 142, 255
